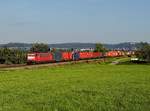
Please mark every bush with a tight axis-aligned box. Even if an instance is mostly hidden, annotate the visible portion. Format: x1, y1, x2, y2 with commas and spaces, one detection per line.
30, 43, 50, 52
0, 48, 27, 64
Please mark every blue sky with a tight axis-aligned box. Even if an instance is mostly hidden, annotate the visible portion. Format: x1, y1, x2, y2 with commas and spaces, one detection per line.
0, 0, 150, 43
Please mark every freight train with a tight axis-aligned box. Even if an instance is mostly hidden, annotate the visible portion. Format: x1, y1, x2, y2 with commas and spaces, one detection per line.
27, 50, 126, 64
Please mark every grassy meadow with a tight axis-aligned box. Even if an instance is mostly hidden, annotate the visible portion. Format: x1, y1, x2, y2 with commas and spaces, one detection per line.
0, 63, 150, 111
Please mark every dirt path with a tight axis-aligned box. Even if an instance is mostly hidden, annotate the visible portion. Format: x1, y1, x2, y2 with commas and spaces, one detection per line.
110, 57, 130, 65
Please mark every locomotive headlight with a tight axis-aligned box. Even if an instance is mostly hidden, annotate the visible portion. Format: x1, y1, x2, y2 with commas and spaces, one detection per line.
27, 56, 35, 60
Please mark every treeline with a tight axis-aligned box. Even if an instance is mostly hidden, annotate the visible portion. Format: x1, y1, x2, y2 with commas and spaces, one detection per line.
0, 48, 27, 64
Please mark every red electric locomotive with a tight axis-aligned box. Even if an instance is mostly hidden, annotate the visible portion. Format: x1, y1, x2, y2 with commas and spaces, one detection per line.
27, 52, 54, 64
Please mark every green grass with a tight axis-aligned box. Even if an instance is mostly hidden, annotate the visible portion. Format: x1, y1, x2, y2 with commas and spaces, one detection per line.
0, 63, 150, 111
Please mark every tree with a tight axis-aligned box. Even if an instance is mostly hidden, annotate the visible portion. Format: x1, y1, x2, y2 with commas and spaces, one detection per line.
95, 43, 107, 53
136, 42, 150, 62
30, 43, 50, 52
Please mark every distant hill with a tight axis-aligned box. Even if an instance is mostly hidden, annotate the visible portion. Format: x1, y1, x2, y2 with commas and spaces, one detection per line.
0, 43, 32, 48
0, 42, 139, 50
48, 43, 95, 49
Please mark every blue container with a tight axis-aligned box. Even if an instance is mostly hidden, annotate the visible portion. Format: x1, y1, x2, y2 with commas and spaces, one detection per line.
53, 51, 62, 62
73, 52, 80, 60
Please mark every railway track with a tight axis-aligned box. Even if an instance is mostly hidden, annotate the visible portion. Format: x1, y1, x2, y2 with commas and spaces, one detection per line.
0, 59, 104, 70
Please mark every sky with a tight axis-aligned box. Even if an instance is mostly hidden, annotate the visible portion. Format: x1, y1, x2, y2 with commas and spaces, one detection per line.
0, 0, 150, 44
